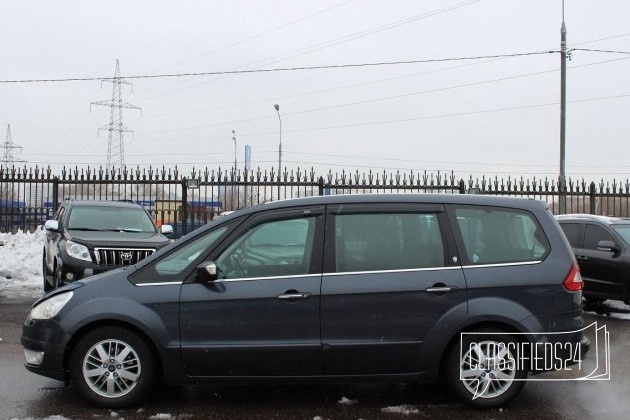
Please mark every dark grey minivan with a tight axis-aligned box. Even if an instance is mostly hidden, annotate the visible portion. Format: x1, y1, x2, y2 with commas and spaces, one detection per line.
22, 194, 588, 409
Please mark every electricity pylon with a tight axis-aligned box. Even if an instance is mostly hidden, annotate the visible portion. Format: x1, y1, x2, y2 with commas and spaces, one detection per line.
1, 124, 25, 169
91, 59, 141, 169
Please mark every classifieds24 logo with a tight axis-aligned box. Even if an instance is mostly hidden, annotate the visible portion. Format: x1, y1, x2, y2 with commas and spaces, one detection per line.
459, 322, 610, 400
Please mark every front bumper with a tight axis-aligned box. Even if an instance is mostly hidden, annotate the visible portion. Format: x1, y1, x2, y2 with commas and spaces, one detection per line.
21, 316, 70, 382
62, 259, 113, 282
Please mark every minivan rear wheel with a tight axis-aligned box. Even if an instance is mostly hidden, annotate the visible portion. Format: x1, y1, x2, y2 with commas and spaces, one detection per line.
445, 329, 526, 408
70, 326, 156, 408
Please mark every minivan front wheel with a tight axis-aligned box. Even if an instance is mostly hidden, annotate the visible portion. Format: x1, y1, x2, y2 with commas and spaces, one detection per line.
70, 327, 156, 408
445, 330, 526, 408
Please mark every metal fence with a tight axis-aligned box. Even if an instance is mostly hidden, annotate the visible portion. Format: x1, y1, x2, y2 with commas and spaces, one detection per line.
2, 165, 630, 235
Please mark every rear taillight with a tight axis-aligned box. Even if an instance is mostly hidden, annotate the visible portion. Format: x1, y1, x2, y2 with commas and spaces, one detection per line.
563, 262, 583, 291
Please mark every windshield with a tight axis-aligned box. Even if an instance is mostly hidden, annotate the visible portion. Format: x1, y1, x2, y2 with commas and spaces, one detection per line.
611, 224, 630, 245
67, 205, 157, 233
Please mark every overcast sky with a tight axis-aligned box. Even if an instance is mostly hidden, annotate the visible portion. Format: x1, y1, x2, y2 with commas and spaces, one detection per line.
1, 0, 629, 182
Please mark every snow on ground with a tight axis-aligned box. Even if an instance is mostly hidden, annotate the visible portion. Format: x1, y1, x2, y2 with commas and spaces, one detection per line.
2, 229, 630, 323
0, 229, 45, 300
381, 404, 422, 415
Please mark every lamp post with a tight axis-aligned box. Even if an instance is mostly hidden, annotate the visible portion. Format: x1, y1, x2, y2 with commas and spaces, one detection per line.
559, 0, 567, 214
274, 104, 282, 198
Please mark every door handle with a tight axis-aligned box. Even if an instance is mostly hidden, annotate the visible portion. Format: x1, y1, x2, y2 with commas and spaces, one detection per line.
426, 286, 458, 293
277, 292, 311, 300
576, 255, 588, 261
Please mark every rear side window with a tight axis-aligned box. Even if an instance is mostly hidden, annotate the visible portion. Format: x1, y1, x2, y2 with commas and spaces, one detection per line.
334, 213, 445, 272
454, 207, 549, 265
559, 223, 581, 247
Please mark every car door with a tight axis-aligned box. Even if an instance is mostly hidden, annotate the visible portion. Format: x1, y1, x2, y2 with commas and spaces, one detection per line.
179, 207, 325, 377
578, 223, 620, 298
320, 203, 467, 375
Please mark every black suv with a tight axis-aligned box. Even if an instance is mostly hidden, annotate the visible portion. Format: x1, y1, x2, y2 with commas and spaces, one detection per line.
556, 214, 630, 305
43, 200, 173, 291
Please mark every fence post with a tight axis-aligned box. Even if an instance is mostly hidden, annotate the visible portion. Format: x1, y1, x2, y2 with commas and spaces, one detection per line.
458, 179, 466, 194
52, 176, 60, 213
181, 178, 188, 235
589, 182, 596, 214
318, 177, 324, 196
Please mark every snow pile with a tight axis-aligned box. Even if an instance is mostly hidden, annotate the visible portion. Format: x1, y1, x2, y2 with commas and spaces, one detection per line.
603, 300, 630, 320
381, 404, 422, 415
0, 229, 45, 300
337, 396, 358, 405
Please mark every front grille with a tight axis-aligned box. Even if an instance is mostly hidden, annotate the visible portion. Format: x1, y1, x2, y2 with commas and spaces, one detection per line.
93, 248, 155, 266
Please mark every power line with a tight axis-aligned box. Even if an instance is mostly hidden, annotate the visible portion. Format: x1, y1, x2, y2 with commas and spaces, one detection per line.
0, 51, 558, 84
572, 48, 630, 54
132, 0, 484, 102
130, 31, 630, 118
158, 0, 360, 73
135, 55, 630, 135
131, 92, 630, 142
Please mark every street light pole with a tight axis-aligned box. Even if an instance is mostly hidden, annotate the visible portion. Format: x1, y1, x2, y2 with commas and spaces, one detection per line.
559, 0, 567, 214
274, 104, 282, 199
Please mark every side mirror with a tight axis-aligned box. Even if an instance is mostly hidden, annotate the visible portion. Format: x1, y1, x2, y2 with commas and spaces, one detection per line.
597, 240, 618, 253
196, 261, 219, 282
44, 220, 59, 232
160, 224, 174, 236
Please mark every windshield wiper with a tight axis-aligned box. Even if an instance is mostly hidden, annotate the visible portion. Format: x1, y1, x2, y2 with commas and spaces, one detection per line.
68, 227, 148, 233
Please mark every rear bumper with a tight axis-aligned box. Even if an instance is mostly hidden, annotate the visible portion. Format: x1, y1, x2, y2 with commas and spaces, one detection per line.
528, 330, 590, 372
520, 309, 590, 372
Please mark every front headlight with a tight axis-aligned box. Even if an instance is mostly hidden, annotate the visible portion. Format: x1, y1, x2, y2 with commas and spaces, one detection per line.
31, 292, 73, 320
66, 240, 91, 262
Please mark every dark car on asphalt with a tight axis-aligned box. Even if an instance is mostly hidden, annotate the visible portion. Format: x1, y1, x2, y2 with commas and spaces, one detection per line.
24, 194, 588, 409
556, 214, 630, 306
42, 200, 173, 291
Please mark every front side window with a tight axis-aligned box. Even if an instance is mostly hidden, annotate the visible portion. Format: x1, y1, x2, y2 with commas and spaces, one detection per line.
215, 216, 316, 279
132, 226, 229, 284
454, 207, 549, 265
334, 213, 444, 272
584, 224, 615, 250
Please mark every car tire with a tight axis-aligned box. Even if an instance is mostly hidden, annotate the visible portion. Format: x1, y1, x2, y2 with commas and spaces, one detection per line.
445, 329, 526, 408
70, 326, 157, 409
43, 253, 52, 293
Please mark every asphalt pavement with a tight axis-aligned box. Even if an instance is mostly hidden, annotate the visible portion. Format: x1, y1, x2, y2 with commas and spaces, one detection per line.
1, 299, 629, 420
